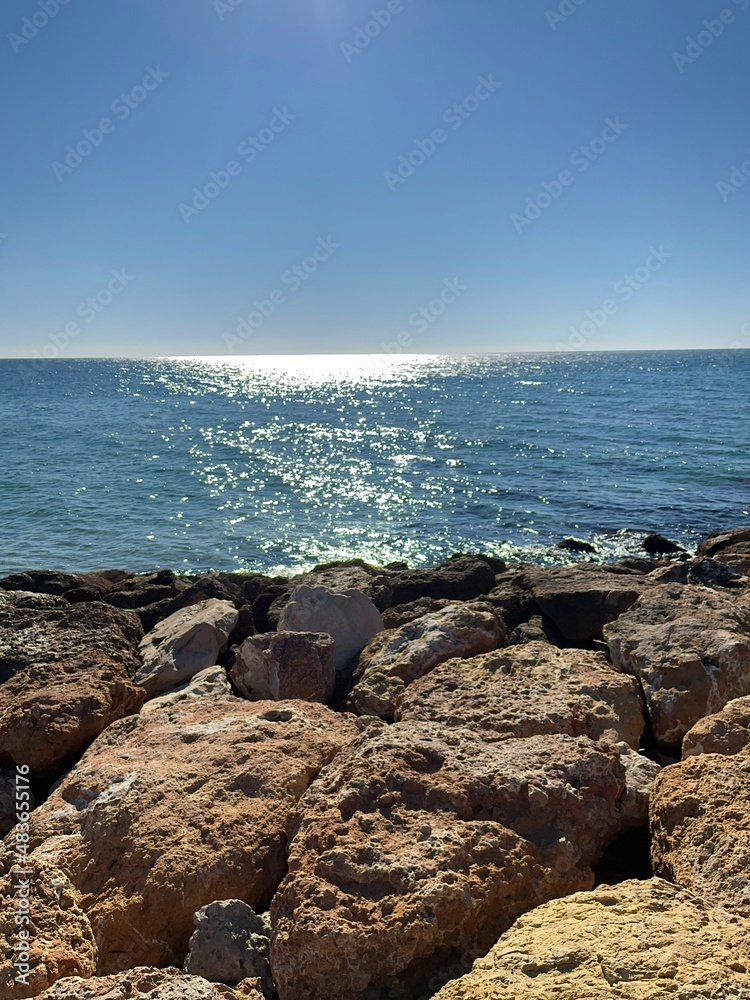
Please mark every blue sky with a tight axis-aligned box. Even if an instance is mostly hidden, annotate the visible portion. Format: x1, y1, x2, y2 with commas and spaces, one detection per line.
1, 0, 748, 358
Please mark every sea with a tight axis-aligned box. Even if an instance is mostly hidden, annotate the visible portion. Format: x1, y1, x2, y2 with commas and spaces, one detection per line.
0, 351, 748, 577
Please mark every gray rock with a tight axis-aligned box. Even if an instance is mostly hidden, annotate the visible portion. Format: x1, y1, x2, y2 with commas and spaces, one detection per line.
141, 666, 233, 715
136, 599, 239, 698
184, 899, 273, 993
277, 586, 383, 673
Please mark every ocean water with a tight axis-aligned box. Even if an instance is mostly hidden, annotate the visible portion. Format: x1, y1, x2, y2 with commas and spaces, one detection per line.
0, 352, 748, 576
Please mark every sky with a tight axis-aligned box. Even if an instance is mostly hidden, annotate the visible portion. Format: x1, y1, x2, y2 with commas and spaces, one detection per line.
1, 0, 749, 358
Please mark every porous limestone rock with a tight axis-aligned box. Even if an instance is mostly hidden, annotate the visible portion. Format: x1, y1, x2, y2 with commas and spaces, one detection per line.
516, 563, 649, 643
396, 640, 645, 749
24, 697, 357, 973
277, 585, 383, 673
184, 900, 273, 995
650, 748, 750, 918
389, 555, 497, 605
698, 525, 750, 576
0, 600, 144, 774
36, 967, 264, 999
141, 666, 232, 715
135, 599, 239, 698
348, 604, 505, 719
0, 850, 97, 998
230, 632, 335, 704
604, 583, 750, 750
682, 694, 750, 757
382, 597, 452, 629
270, 723, 634, 1000
431, 878, 750, 999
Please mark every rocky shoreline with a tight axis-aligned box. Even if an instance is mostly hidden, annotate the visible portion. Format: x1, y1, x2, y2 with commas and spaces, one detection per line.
1, 526, 749, 998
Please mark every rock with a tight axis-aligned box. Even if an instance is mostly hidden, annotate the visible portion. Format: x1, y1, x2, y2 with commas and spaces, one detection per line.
138, 575, 253, 635
396, 640, 645, 749
431, 878, 750, 999
270, 723, 633, 1000
508, 615, 566, 646
141, 666, 233, 715
481, 577, 539, 631
648, 556, 745, 589
642, 532, 685, 555
604, 583, 750, 750
135, 599, 239, 698
697, 525, 750, 576
0, 768, 35, 837
230, 632, 335, 703
278, 586, 383, 673
517, 563, 649, 643
36, 968, 264, 999
617, 745, 662, 824
682, 694, 750, 757
651, 749, 750, 918
0, 571, 84, 598
0, 852, 97, 998
382, 597, 452, 629
556, 537, 597, 553
389, 555, 497, 605
266, 561, 393, 629
25, 697, 357, 973
0, 601, 144, 774
347, 605, 505, 719
101, 569, 188, 609
184, 900, 272, 994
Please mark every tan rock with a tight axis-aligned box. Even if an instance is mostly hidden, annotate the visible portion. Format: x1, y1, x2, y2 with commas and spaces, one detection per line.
278, 586, 383, 673
432, 878, 750, 999
0, 601, 144, 774
136, 599, 239, 698
697, 525, 750, 576
141, 665, 232, 715
270, 723, 633, 1000
36, 967, 264, 999
231, 632, 335, 703
24, 697, 357, 973
396, 640, 644, 748
516, 563, 649, 642
347, 605, 505, 718
650, 748, 750, 918
0, 851, 96, 998
683, 694, 750, 757
604, 584, 750, 750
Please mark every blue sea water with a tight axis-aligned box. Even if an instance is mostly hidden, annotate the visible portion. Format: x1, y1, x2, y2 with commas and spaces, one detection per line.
0, 352, 748, 576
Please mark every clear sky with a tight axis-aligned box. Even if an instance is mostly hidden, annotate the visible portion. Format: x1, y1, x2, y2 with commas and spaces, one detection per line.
1, 0, 748, 358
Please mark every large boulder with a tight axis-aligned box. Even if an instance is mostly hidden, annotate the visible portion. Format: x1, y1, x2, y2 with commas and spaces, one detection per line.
36, 968, 264, 999
516, 563, 648, 643
184, 900, 273, 995
270, 723, 634, 1000
389, 555, 497, 605
682, 694, 750, 757
0, 598, 144, 774
650, 748, 750, 918
347, 605, 505, 719
431, 878, 750, 999
0, 850, 97, 998
382, 597, 452, 629
230, 632, 335, 704
697, 525, 750, 576
277, 586, 383, 673
135, 599, 239, 698
140, 666, 233, 715
23, 698, 357, 973
604, 583, 750, 750
396, 640, 645, 749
